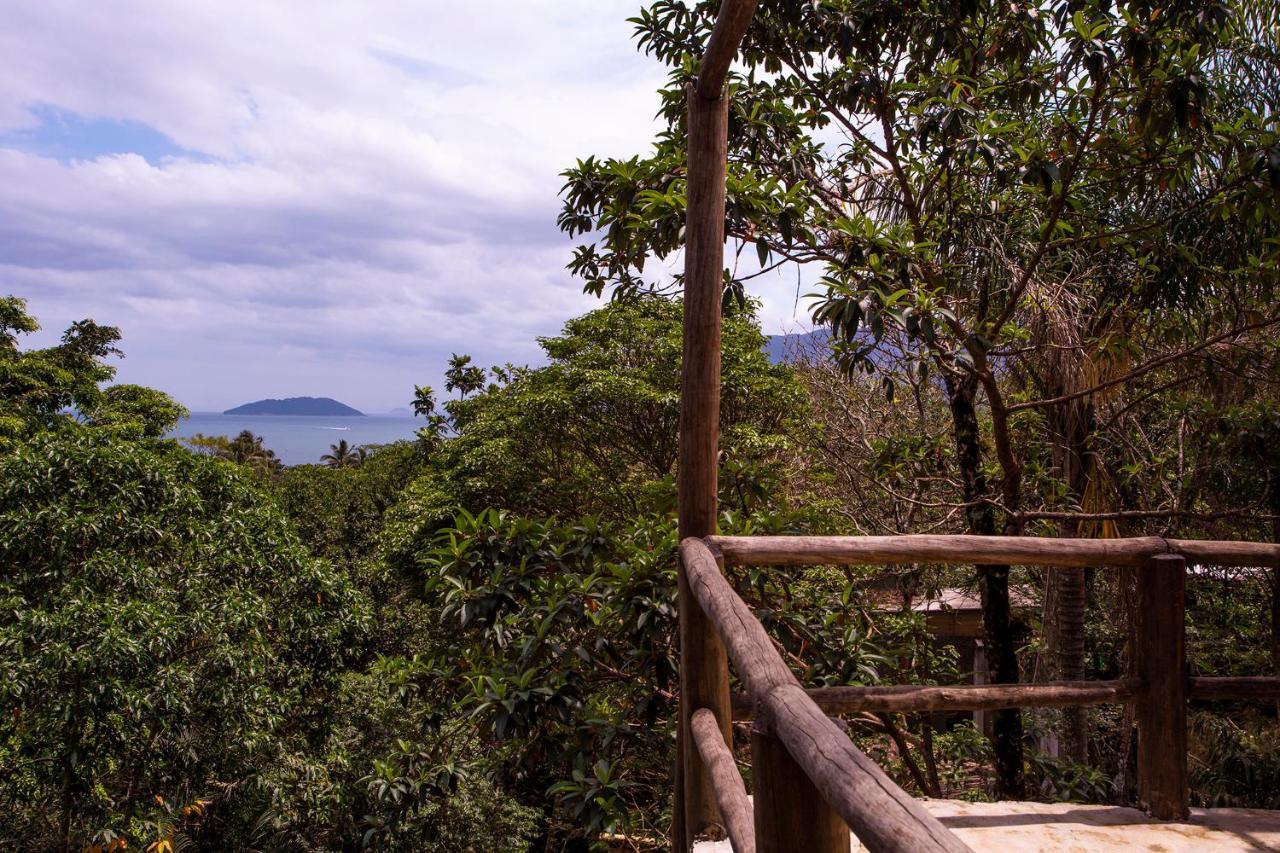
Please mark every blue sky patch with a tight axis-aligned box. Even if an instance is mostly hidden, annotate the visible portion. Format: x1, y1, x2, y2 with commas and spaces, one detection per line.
0, 103, 211, 165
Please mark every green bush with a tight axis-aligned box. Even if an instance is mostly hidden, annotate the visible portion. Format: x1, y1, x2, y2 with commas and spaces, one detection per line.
0, 432, 370, 850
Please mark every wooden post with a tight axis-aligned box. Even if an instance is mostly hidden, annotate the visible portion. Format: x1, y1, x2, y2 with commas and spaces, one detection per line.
676, 80, 732, 849
1136, 553, 1188, 820
752, 718, 850, 853
675, 3, 759, 846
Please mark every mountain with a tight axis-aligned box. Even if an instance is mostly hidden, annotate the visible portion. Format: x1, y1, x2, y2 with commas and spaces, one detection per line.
223, 397, 365, 416
765, 329, 830, 364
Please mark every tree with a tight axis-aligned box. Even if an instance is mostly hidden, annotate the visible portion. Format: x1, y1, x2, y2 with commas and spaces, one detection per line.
0, 297, 188, 445
444, 354, 486, 400
438, 296, 801, 520
560, 0, 1280, 792
0, 295, 39, 349
1, 296, 182, 446
411, 384, 451, 453
184, 430, 284, 479
321, 438, 359, 469
0, 431, 369, 851
89, 384, 188, 439
0, 300, 120, 426
412, 384, 439, 420
277, 441, 422, 564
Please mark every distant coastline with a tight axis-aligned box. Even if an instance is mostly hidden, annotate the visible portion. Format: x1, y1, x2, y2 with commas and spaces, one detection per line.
170, 412, 419, 466
224, 396, 364, 416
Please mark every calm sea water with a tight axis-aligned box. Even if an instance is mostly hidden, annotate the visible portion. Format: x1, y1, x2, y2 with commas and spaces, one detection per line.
169, 414, 421, 466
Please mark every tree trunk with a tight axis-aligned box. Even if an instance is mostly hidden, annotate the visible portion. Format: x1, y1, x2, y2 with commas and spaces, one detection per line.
1054, 563, 1089, 763
1046, 394, 1096, 765
945, 373, 1024, 798
1272, 518, 1280, 718
59, 685, 82, 853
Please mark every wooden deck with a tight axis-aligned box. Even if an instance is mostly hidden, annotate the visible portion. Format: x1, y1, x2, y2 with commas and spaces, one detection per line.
693, 799, 1280, 852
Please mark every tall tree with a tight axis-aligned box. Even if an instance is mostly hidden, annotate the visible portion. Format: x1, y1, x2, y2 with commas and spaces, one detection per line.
438, 296, 800, 520
0, 431, 368, 851
559, 0, 1280, 792
445, 354, 487, 400
185, 430, 285, 479
1, 296, 188, 444
321, 438, 359, 469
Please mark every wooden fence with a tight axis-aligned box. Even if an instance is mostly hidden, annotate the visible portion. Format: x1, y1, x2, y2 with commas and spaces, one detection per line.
671, 3, 1280, 852
677, 535, 1280, 852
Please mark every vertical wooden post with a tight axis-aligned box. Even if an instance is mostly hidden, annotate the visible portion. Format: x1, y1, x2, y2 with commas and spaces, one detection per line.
1136, 553, 1189, 820
676, 81, 732, 850
752, 719, 850, 853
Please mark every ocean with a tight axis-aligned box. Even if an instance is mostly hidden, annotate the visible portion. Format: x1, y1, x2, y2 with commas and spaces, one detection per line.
169, 413, 422, 466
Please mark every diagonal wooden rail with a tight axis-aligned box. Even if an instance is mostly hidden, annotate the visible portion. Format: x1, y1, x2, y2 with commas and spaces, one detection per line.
682, 537, 972, 853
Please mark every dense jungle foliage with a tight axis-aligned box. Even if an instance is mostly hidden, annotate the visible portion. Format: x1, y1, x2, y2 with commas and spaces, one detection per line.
4, 0, 1280, 850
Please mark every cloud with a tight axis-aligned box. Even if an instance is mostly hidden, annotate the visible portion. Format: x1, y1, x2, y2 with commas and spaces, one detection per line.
1, 1, 811, 412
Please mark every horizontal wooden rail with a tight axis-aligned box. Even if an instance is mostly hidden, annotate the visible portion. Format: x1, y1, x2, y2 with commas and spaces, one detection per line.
731, 676, 1280, 721
681, 538, 972, 853
709, 534, 1279, 569
691, 708, 755, 853
731, 678, 1141, 720
1190, 676, 1280, 701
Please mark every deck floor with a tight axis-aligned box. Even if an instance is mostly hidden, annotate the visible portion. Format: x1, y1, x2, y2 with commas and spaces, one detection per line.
693, 799, 1280, 851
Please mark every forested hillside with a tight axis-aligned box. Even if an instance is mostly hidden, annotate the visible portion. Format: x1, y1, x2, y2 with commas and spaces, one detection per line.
3, 0, 1279, 851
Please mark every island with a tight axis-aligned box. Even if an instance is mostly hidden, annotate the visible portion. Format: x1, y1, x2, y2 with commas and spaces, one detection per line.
223, 397, 365, 416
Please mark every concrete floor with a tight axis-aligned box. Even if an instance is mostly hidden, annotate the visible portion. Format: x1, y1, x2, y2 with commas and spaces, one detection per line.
694, 799, 1280, 851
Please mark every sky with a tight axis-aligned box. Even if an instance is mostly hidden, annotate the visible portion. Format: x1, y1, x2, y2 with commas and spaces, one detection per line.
2, 1, 813, 413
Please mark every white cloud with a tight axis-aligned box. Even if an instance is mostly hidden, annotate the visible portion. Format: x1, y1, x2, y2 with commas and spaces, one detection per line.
1, 1, 810, 412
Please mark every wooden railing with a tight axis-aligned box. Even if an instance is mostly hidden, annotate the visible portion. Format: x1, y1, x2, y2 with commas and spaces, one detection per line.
676, 534, 1280, 852
681, 537, 970, 853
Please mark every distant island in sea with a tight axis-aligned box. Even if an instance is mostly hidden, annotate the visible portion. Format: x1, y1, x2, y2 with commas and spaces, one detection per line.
223, 397, 365, 416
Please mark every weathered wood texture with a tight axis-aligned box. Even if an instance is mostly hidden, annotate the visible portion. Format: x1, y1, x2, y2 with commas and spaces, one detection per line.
710, 534, 1279, 569
752, 721, 849, 853
678, 81, 729, 542
1136, 554, 1189, 821
691, 708, 755, 853
730, 679, 1141, 720
696, 0, 759, 98
679, 2, 757, 846
681, 538, 972, 853
1190, 676, 1280, 701
766, 682, 970, 852
677, 82, 733, 849
681, 541, 807, 702
677, 546, 731, 846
